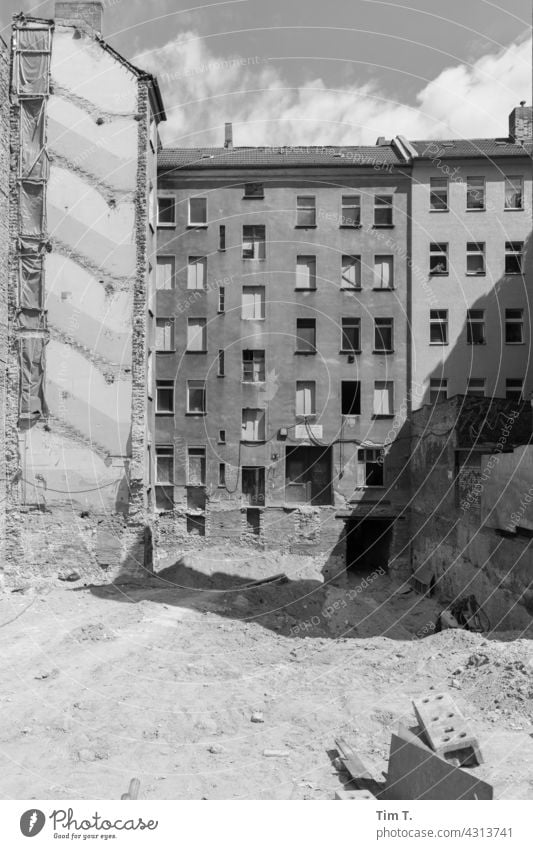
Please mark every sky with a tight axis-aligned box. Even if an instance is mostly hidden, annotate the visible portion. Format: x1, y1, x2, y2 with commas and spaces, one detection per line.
2, 0, 532, 146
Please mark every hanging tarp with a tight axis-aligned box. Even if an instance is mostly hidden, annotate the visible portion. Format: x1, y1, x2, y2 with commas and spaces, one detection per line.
17, 51, 49, 95
20, 181, 45, 236
20, 98, 48, 180
19, 238, 44, 308
17, 28, 51, 52
17, 310, 46, 331
19, 336, 48, 419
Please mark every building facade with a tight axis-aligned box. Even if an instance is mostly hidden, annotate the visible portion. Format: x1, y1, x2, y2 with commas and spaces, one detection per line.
409, 110, 533, 407
2, 2, 165, 583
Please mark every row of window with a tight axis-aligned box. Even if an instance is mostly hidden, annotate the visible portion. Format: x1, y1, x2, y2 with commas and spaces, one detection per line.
156, 239, 525, 293
430, 377, 525, 403
430, 176, 525, 212
157, 253, 393, 291
156, 378, 394, 418
429, 308, 525, 345
155, 316, 395, 354
157, 194, 394, 229
430, 241, 524, 276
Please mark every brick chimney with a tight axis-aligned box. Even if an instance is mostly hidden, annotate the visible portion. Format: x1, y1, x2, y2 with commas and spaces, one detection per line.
509, 102, 532, 142
54, 2, 104, 34
224, 122, 233, 149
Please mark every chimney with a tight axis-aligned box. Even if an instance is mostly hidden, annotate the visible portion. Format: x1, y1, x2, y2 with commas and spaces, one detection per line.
224, 122, 233, 149
54, 2, 104, 34
509, 102, 532, 142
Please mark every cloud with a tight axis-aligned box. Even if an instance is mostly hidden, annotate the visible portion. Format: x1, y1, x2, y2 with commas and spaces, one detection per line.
134, 31, 532, 146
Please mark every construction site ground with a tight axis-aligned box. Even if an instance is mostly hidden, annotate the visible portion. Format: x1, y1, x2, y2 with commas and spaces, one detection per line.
1, 547, 532, 801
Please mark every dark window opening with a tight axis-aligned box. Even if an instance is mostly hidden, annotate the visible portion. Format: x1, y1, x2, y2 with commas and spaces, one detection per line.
218, 287, 225, 313
246, 508, 261, 536
358, 448, 384, 487
218, 429, 226, 444
296, 318, 316, 352
219, 225, 226, 251
342, 381, 361, 415
244, 182, 264, 199
187, 515, 205, 536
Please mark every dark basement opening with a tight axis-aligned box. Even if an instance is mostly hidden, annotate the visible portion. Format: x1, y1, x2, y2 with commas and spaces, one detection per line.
345, 518, 393, 574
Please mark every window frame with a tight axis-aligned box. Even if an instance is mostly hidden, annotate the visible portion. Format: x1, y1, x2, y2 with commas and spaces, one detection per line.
357, 448, 385, 488
504, 176, 523, 210
340, 195, 361, 228
157, 195, 176, 228
341, 380, 361, 416
155, 317, 175, 352
296, 380, 317, 417
341, 317, 361, 353
430, 378, 448, 405
373, 317, 394, 353
241, 286, 265, 320
188, 196, 208, 227
429, 178, 449, 212
242, 349, 266, 383
341, 254, 362, 290
466, 241, 486, 276
466, 378, 486, 397
429, 309, 448, 345
155, 445, 174, 510
156, 255, 175, 290
241, 408, 266, 442
505, 378, 523, 401
243, 182, 264, 199
373, 254, 394, 289
186, 317, 207, 352
466, 309, 486, 346
374, 194, 394, 227
186, 255, 207, 290
295, 318, 317, 353
295, 255, 317, 290
187, 379, 206, 414
505, 241, 524, 275
429, 242, 449, 276
187, 446, 206, 486
505, 308, 524, 344
373, 380, 394, 417
466, 176, 485, 211
242, 224, 266, 260
155, 379, 174, 415
296, 195, 317, 228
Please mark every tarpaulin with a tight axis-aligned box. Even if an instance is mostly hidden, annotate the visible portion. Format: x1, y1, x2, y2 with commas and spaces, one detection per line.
20, 181, 45, 236
20, 98, 48, 180
19, 238, 44, 308
16, 309, 46, 331
17, 51, 49, 95
17, 28, 51, 52
19, 336, 48, 419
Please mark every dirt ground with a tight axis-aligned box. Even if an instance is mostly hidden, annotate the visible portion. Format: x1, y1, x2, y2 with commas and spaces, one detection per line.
1, 548, 532, 800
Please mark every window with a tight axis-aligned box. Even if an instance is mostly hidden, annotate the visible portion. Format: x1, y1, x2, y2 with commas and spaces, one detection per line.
186, 318, 207, 351
219, 224, 226, 251
241, 286, 265, 320
505, 241, 524, 274
429, 242, 448, 275
157, 196, 175, 226
242, 467, 265, 505
187, 515, 205, 536
430, 378, 448, 404
187, 256, 206, 289
357, 448, 384, 487
374, 194, 393, 226
296, 196, 316, 227
505, 308, 524, 344
219, 463, 226, 487
156, 380, 174, 414
506, 379, 523, 401
187, 447, 206, 486
341, 255, 361, 289
243, 182, 264, 198
296, 318, 316, 352
187, 379, 206, 413
466, 242, 485, 275
374, 317, 394, 352
155, 318, 174, 351
155, 445, 174, 509
430, 310, 448, 344
373, 381, 394, 416
188, 196, 207, 226
296, 381, 316, 416
218, 349, 225, 376
374, 255, 394, 289
241, 408, 265, 441
341, 381, 361, 415
466, 378, 485, 397
156, 256, 175, 290
467, 309, 486, 345
242, 349, 265, 382
242, 225, 266, 259
218, 429, 226, 444
430, 178, 448, 211
466, 177, 485, 210
341, 195, 361, 227
296, 255, 316, 289
341, 317, 361, 352
218, 287, 225, 313
504, 176, 523, 209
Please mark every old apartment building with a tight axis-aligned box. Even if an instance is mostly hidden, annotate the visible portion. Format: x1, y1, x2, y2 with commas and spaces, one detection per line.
1, 2, 165, 581
154, 135, 417, 573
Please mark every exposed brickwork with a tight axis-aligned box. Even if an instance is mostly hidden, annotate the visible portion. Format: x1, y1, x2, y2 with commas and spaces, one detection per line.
0, 37, 10, 574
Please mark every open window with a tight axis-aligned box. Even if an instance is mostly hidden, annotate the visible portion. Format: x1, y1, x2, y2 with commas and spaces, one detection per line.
285, 446, 332, 505
242, 467, 265, 505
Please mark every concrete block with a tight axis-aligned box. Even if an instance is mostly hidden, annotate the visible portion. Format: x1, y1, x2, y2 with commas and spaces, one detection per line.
413, 692, 483, 765
334, 789, 376, 800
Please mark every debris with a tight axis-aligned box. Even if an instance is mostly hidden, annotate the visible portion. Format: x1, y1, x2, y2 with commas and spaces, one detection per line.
250, 711, 265, 724
382, 725, 492, 801
247, 573, 288, 588
413, 691, 483, 766
58, 571, 81, 583
208, 744, 225, 754
334, 737, 382, 796
121, 778, 140, 800
334, 789, 376, 800
262, 749, 290, 758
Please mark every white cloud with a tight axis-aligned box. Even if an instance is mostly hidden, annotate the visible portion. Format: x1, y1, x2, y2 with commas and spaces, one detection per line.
134, 32, 532, 146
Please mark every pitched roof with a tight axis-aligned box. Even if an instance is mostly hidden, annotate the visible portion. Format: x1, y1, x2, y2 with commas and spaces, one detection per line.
158, 145, 404, 170
411, 138, 533, 159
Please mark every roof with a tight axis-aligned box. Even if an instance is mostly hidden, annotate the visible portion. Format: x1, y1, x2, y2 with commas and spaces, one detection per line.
158, 145, 405, 171
411, 138, 533, 159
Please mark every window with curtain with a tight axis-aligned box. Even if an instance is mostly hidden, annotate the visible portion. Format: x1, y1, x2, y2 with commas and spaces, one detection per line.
296, 256, 316, 289
373, 255, 394, 289
373, 381, 394, 415
296, 381, 316, 416
187, 256, 206, 289
341, 255, 361, 289
241, 408, 265, 441
156, 256, 175, 290
187, 318, 207, 351
241, 287, 265, 320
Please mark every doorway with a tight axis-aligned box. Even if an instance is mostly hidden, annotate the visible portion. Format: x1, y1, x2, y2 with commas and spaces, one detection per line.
345, 518, 393, 574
